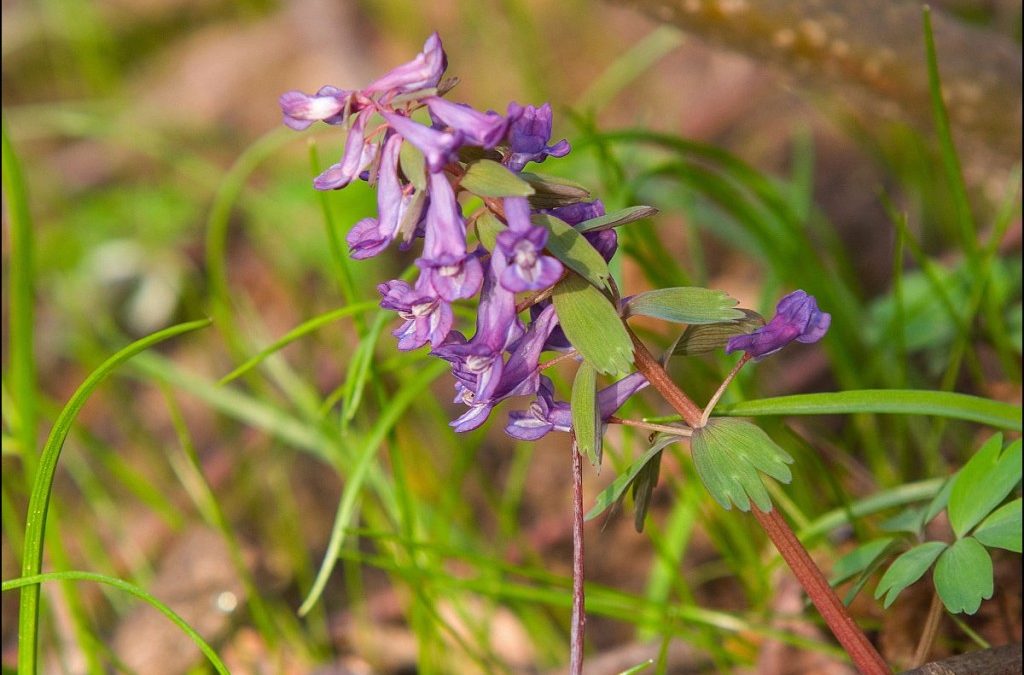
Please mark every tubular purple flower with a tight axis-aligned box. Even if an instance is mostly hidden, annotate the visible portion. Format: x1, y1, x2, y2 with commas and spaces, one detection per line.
504, 102, 571, 172
725, 290, 831, 359
424, 97, 508, 149
379, 278, 453, 350
417, 172, 483, 301
314, 109, 377, 190
506, 371, 648, 440
279, 86, 354, 130
364, 32, 447, 95
496, 197, 564, 292
382, 111, 462, 173
345, 134, 410, 259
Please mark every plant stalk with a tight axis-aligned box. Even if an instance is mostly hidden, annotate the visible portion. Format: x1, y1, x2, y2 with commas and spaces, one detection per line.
569, 433, 586, 675
911, 591, 945, 667
628, 330, 890, 673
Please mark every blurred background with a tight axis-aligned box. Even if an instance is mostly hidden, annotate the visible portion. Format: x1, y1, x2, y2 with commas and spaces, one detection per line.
2, 0, 1021, 673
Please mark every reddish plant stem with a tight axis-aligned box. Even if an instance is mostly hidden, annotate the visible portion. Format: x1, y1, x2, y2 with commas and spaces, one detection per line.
628, 329, 890, 674
569, 432, 585, 675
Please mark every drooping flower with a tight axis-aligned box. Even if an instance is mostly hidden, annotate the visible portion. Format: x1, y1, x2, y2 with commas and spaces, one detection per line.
363, 32, 448, 96
505, 371, 649, 440
425, 97, 507, 149
378, 278, 454, 351
504, 102, 571, 171
725, 290, 831, 359
381, 112, 463, 173
495, 197, 563, 292
345, 134, 413, 258
279, 86, 353, 130
416, 172, 483, 301
313, 109, 378, 190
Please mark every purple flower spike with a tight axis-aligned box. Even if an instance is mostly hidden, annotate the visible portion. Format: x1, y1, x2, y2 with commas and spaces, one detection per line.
496, 197, 563, 292
382, 111, 462, 173
417, 172, 483, 301
379, 279, 453, 350
725, 290, 831, 359
504, 102, 571, 172
279, 86, 352, 130
364, 32, 447, 96
314, 109, 377, 190
425, 97, 507, 149
506, 371, 648, 440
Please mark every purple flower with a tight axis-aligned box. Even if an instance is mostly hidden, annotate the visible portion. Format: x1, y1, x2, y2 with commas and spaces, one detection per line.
382, 111, 462, 173
506, 371, 649, 441
314, 109, 377, 190
364, 33, 447, 96
379, 278, 453, 350
279, 86, 353, 130
425, 97, 507, 149
416, 172, 483, 301
725, 290, 831, 359
504, 103, 571, 172
345, 134, 414, 259
495, 197, 563, 292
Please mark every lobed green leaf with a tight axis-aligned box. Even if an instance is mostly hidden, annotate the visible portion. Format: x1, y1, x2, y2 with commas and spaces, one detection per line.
551, 272, 633, 376
689, 418, 793, 512
972, 498, 1022, 553
875, 541, 948, 608
623, 287, 744, 325
948, 434, 1021, 538
933, 537, 993, 614
460, 159, 534, 198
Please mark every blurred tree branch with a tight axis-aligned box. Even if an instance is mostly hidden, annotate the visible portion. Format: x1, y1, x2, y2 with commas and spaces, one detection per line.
613, 0, 1022, 170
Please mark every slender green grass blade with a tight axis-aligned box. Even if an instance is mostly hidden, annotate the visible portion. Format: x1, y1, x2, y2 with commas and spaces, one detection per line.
17, 318, 210, 675
3, 572, 228, 674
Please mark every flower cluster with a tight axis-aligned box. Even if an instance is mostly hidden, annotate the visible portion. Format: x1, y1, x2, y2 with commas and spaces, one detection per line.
280, 34, 628, 436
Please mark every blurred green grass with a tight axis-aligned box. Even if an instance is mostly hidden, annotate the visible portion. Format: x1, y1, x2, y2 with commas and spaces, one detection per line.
2, 0, 1021, 673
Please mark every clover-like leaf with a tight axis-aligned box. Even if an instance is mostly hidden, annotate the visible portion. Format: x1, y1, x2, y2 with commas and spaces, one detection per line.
933, 536, 993, 614
535, 213, 612, 292
949, 434, 1021, 537
520, 171, 591, 209
575, 205, 659, 233
585, 433, 683, 521
874, 541, 947, 608
460, 159, 534, 198
624, 288, 744, 325
689, 418, 794, 512
670, 310, 765, 356
972, 498, 1022, 553
571, 362, 601, 468
552, 272, 633, 376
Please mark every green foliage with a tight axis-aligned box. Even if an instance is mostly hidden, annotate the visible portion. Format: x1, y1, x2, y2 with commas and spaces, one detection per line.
933, 537, 993, 614
669, 309, 764, 356
551, 272, 634, 376
622, 287, 743, 325
948, 435, 1022, 537
574, 205, 658, 233
585, 433, 683, 522
874, 541, 948, 609
689, 419, 794, 512
972, 499, 1023, 553
571, 362, 601, 467
537, 213, 613, 291
520, 171, 592, 209
460, 159, 535, 197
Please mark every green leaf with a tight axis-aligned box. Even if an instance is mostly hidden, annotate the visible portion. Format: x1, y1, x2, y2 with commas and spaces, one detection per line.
536, 213, 612, 291
923, 476, 955, 527
880, 506, 928, 535
874, 541, 948, 608
585, 433, 682, 521
460, 159, 534, 198
632, 450, 663, 532
624, 287, 744, 325
615, 660, 653, 675
713, 390, 1022, 432
831, 538, 897, 586
474, 211, 504, 252
520, 171, 592, 208
571, 362, 601, 467
933, 537, 993, 614
949, 434, 1021, 537
670, 309, 765, 356
972, 498, 1022, 552
551, 272, 633, 376
399, 141, 427, 191
575, 205, 659, 233
689, 418, 794, 512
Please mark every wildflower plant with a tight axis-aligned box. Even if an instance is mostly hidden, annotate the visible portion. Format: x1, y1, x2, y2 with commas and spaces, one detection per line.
278, 32, 900, 673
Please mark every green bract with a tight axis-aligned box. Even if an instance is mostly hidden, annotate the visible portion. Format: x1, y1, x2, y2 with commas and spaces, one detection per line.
535, 214, 613, 292
519, 171, 592, 209
623, 287, 744, 325
670, 309, 765, 356
689, 418, 794, 512
575, 205, 658, 233
551, 272, 634, 377
460, 159, 534, 197
571, 362, 601, 468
